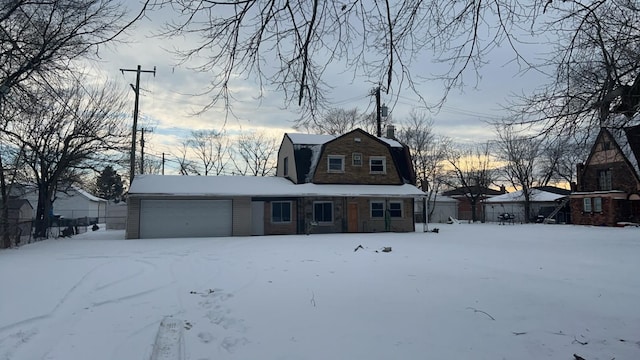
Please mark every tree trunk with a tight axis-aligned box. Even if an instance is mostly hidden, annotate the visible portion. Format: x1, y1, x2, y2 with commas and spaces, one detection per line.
34, 182, 52, 239
0, 155, 10, 248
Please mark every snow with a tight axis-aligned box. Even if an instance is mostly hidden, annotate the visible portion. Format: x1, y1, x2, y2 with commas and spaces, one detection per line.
129, 174, 425, 197
287, 133, 336, 145
1, 224, 639, 360
485, 189, 566, 203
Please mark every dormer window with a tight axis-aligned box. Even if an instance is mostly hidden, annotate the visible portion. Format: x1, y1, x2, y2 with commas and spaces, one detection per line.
328, 155, 345, 173
369, 156, 386, 174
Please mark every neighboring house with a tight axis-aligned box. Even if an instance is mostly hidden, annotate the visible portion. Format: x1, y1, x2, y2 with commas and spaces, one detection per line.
570, 125, 640, 226
442, 186, 506, 222
14, 185, 108, 224
106, 201, 127, 230
415, 194, 458, 224
0, 198, 33, 247
484, 187, 571, 224
126, 128, 424, 239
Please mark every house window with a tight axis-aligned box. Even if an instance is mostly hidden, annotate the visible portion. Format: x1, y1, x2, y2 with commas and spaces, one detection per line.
328, 155, 345, 173
370, 156, 386, 174
352, 152, 363, 166
388, 201, 403, 218
370, 201, 384, 218
583, 198, 592, 212
313, 201, 333, 223
283, 156, 289, 177
598, 169, 612, 191
593, 197, 602, 213
272, 201, 291, 223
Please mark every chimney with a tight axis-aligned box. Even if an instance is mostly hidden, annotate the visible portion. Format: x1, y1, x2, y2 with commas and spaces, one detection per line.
386, 125, 395, 139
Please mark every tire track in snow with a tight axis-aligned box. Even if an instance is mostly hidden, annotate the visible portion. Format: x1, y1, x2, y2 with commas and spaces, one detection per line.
0, 257, 172, 359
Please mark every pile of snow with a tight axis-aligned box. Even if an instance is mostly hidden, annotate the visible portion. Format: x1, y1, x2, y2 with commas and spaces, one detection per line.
0, 224, 638, 360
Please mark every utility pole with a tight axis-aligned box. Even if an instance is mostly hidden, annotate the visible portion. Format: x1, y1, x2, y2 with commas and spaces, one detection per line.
140, 127, 153, 174
370, 85, 387, 137
375, 85, 381, 137
120, 65, 156, 183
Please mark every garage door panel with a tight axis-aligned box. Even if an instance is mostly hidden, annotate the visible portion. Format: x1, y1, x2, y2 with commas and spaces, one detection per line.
140, 199, 232, 239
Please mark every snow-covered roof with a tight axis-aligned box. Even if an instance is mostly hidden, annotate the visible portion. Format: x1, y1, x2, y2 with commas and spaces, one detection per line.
129, 175, 425, 197
72, 186, 108, 203
287, 133, 336, 145
484, 189, 566, 203
286, 132, 403, 148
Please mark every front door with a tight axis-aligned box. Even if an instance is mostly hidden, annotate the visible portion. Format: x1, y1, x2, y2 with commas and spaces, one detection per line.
347, 203, 359, 232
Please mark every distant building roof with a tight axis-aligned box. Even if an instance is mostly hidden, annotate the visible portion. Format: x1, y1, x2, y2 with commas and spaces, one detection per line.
442, 186, 504, 197
485, 189, 567, 203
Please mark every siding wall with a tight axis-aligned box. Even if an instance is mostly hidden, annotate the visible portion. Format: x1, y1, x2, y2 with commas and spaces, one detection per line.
232, 198, 252, 236
125, 197, 141, 239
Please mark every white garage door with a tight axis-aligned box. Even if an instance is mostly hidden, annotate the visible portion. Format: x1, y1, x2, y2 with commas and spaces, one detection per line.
140, 199, 232, 239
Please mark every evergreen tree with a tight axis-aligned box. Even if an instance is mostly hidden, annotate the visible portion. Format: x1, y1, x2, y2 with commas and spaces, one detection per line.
96, 166, 124, 202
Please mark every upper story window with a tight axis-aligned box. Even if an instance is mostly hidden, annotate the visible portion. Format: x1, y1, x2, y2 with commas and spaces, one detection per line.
327, 155, 345, 173
283, 156, 289, 177
369, 156, 386, 174
597, 169, 612, 190
352, 152, 363, 166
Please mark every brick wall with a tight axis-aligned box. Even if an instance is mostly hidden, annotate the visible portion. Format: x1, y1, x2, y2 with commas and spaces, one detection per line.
313, 132, 402, 185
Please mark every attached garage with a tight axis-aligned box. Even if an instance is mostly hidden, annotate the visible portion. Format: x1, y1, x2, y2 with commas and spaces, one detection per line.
126, 175, 425, 239
139, 199, 232, 239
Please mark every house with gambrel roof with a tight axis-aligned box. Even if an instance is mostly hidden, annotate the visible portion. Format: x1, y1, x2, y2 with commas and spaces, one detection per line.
570, 124, 640, 226
126, 128, 423, 239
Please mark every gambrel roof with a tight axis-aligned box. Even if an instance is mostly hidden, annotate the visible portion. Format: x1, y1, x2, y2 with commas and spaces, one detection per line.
284, 128, 415, 184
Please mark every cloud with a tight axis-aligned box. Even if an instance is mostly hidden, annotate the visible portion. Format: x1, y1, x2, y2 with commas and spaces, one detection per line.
90, 4, 550, 161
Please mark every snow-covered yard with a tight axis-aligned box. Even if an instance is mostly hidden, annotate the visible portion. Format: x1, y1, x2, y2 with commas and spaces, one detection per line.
0, 223, 638, 360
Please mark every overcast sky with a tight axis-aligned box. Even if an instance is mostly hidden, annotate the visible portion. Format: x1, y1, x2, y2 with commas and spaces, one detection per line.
87, 4, 551, 174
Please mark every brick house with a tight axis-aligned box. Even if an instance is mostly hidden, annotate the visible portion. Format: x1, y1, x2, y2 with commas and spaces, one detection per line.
126, 128, 424, 239
274, 127, 421, 234
570, 125, 640, 226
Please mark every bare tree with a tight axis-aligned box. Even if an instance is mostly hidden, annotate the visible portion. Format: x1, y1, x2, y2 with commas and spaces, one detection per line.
232, 131, 278, 176
507, 1, 640, 134
538, 131, 593, 187
174, 140, 199, 176
142, 156, 163, 175
295, 108, 362, 135
493, 125, 546, 223
188, 129, 229, 176
0, 79, 129, 238
445, 142, 497, 223
397, 110, 451, 220
152, 1, 632, 131
0, 0, 147, 105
